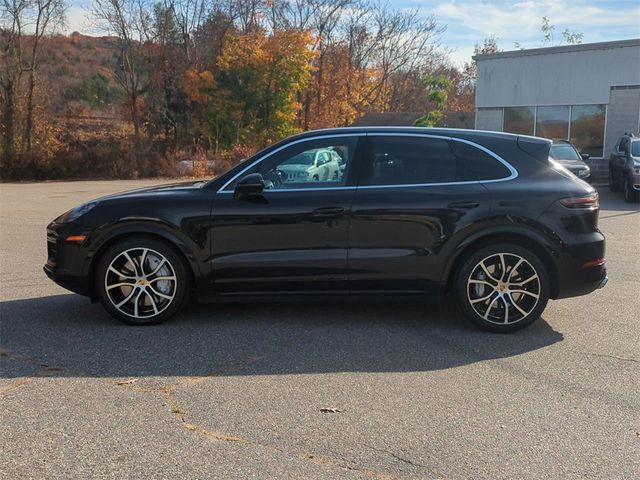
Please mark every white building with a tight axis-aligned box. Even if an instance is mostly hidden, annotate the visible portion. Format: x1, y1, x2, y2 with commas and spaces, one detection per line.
474, 39, 640, 178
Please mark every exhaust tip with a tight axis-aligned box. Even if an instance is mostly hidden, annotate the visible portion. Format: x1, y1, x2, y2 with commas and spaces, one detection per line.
597, 275, 608, 289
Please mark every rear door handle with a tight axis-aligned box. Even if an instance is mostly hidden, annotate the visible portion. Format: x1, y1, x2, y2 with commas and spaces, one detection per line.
447, 201, 480, 209
312, 206, 346, 217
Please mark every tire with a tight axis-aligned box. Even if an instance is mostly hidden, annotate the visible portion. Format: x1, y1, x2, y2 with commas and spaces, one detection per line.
623, 176, 637, 203
95, 236, 190, 325
312, 175, 319, 181
455, 243, 550, 333
609, 169, 618, 192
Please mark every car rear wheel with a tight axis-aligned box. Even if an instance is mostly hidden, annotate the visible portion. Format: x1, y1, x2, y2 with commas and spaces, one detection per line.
456, 244, 550, 332
623, 176, 637, 202
96, 237, 190, 325
609, 170, 619, 191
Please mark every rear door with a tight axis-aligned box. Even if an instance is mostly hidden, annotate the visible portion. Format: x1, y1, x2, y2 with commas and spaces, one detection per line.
348, 134, 502, 293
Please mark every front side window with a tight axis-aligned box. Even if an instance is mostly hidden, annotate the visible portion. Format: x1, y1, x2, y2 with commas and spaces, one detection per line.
224, 137, 356, 191
359, 136, 472, 186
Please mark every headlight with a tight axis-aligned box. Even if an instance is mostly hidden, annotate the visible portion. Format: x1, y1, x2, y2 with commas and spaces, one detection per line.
56, 201, 98, 223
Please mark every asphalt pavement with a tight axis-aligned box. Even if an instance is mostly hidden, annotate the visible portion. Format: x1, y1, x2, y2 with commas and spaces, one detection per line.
1, 180, 639, 479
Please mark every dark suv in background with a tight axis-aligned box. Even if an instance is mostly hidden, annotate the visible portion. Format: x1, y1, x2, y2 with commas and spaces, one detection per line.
609, 133, 640, 202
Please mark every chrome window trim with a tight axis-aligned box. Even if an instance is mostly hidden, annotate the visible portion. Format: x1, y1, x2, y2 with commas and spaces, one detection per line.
217, 132, 518, 194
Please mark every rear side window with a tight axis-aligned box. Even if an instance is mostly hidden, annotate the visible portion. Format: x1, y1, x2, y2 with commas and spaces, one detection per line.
359, 136, 473, 186
451, 141, 512, 181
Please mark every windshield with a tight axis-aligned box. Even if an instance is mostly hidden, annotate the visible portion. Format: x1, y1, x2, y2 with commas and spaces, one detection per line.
631, 141, 640, 157
550, 144, 580, 161
282, 152, 314, 166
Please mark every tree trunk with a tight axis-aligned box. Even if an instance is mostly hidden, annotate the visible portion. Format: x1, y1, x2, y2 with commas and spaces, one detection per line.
1, 81, 16, 167
26, 67, 36, 159
130, 91, 141, 175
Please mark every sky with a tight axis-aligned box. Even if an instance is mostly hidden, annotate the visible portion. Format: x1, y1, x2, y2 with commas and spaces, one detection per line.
64, 0, 640, 66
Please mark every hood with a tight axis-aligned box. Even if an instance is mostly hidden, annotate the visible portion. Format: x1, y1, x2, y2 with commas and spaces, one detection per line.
97, 180, 206, 201
277, 165, 310, 173
556, 159, 588, 170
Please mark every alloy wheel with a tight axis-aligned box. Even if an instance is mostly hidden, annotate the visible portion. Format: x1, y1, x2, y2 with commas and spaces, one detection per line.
104, 247, 177, 319
466, 252, 541, 325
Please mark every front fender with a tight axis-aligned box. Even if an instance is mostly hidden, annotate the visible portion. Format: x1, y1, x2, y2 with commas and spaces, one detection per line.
83, 218, 206, 282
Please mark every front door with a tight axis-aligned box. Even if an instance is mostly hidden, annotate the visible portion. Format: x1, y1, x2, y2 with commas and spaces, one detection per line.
210, 135, 361, 294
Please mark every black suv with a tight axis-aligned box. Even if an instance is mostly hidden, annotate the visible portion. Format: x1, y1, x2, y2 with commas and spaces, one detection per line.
44, 128, 607, 332
609, 133, 640, 202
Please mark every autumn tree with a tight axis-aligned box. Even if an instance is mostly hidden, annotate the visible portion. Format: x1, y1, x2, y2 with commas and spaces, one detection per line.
92, 0, 153, 173
0, 0, 26, 166
1, 0, 64, 172
414, 74, 452, 127
216, 28, 313, 145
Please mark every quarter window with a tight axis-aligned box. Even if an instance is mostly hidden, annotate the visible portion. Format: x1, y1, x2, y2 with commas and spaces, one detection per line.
451, 141, 512, 180
359, 136, 472, 186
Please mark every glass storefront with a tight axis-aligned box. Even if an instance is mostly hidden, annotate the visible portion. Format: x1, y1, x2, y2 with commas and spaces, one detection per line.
502, 104, 606, 157
536, 106, 570, 140
570, 105, 606, 158
503, 107, 535, 135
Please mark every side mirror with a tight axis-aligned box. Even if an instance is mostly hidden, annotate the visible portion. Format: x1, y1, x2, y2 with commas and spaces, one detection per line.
234, 173, 265, 200
581, 153, 590, 160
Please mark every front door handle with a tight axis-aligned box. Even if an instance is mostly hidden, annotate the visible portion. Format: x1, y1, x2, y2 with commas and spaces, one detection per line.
448, 201, 480, 209
312, 206, 346, 217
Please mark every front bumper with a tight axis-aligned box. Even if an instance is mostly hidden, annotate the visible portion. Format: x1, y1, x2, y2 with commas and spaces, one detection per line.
44, 224, 93, 297
43, 263, 91, 296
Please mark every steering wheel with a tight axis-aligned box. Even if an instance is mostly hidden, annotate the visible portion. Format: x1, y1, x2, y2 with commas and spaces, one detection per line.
264, 169, 285, 189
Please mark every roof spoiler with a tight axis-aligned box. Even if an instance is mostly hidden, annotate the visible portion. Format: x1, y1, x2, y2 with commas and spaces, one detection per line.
517, 135, 551, 163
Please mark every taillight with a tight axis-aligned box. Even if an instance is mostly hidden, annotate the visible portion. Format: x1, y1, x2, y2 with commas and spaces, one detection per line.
559, 193, 599, 209
582, 258, 606, 269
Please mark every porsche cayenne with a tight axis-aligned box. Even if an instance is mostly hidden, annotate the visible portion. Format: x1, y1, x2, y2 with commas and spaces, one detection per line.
44, 127, 608, 332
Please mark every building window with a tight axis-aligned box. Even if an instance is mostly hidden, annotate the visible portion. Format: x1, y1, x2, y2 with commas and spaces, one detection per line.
536, 106, 570, 140
503, 107, 534, 135
570, 105, 606, 158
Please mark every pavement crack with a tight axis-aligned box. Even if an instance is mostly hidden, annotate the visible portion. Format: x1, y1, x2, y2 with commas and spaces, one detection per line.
0, 349, 72, 396
570, 350, 639, 364
363, 443, 429, 470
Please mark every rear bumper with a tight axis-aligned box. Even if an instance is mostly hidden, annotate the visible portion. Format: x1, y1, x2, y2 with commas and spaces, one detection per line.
553, 233, 607, 299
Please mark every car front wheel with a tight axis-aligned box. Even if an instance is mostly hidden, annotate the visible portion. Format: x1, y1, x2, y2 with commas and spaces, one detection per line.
95, 237, 190, 325
456, 244, 550, 332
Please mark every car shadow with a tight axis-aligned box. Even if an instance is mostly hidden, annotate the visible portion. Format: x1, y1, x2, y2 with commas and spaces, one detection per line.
0, 294, 564, 379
